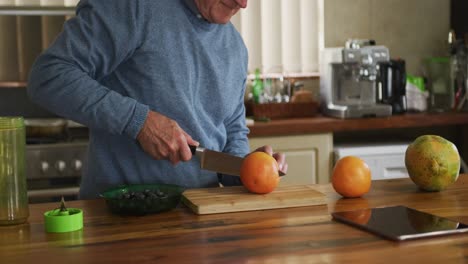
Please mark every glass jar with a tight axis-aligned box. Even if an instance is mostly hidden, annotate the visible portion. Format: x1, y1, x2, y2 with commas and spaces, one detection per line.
424, 57, 453, 112
0, 117, 29, 225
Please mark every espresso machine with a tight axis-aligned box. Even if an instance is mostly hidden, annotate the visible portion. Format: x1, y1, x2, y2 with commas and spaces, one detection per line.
320, 40, 393, 118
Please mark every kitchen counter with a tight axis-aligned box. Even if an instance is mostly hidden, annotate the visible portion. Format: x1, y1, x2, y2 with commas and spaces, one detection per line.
2, 174, 468, 263
248, 112, 468, 137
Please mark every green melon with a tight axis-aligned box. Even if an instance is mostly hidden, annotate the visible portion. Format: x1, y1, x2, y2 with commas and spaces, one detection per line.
405, 135, 460, 192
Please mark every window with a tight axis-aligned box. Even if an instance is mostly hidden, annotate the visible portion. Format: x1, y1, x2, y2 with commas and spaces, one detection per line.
232, 0, 323, 77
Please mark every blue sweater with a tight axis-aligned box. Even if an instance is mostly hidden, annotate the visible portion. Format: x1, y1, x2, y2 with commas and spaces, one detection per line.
27, 0, 250, 198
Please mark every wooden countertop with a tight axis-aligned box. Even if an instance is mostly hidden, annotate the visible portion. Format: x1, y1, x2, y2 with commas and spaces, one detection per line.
2, 175, 468, 263
248, 112, 468, 137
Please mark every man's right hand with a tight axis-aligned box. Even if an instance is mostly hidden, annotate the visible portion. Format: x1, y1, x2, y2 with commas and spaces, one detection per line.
137, 111, 199, 165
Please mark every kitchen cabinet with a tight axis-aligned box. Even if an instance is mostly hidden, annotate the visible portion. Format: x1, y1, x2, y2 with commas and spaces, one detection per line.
0, 3, 78, 119
0, 3, 75, 84
248, 133, 333, 185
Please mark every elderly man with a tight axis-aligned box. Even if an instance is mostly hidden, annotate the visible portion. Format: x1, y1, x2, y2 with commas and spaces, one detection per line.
27, 0, 287, 199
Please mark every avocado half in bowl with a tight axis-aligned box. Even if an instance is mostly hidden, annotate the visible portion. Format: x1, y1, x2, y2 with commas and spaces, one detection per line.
100, 184, 185, 215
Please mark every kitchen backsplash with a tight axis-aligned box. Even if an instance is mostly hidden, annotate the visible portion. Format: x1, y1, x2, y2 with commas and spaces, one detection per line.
324, 0, 450, 76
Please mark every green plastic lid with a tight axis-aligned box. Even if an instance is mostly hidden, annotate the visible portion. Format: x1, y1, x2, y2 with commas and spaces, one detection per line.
425, 57, 450, 63
44, 208, 83, 233
407, 74, 426, 92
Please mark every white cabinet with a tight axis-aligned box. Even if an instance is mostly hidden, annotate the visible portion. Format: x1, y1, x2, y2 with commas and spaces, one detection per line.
334, 143, 410, 180
248, 133, 333, 185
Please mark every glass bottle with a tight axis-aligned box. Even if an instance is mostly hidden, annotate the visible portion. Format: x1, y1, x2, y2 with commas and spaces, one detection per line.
252, 68, 264, 104
0, 117, 29, 225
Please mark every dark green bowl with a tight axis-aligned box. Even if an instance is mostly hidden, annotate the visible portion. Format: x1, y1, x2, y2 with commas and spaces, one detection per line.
100, 184, 185, 215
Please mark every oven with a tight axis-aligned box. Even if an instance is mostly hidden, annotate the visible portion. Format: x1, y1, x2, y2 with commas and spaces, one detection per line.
26, 140, 88, 203
24, 118, 89, 204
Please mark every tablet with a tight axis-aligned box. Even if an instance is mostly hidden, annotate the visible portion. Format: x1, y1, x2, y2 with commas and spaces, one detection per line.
332, 205, 468, 241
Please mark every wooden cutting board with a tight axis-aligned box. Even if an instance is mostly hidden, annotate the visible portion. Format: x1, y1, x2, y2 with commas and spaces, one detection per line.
182, 185, 327, 215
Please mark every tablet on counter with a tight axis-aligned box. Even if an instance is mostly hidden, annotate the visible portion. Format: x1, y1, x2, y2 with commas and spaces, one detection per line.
332, 205, 468, 241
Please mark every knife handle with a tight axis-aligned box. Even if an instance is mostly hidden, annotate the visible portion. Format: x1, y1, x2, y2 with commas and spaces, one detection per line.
189, 145, 197, 155
189, 145, 204, 155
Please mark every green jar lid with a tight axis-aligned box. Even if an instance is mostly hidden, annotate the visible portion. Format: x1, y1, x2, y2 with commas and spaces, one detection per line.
425, 57, 450, 63
44, 208, 83, 233
0, 116, 24, 129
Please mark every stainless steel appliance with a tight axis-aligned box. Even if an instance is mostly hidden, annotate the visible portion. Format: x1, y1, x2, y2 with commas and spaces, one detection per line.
320, 40, 392, 118
23, 119, 88, 204
26, 140, 87, 203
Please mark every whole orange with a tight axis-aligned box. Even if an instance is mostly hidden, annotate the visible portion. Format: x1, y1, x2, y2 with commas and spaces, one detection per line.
332, 156, 371, 198
240, 152, 280, 194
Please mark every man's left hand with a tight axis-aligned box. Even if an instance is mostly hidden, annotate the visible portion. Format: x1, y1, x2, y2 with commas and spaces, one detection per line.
252, 145, 288, 174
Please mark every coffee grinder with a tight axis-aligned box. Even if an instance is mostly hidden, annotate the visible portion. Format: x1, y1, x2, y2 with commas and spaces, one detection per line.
377, 59, 407, 114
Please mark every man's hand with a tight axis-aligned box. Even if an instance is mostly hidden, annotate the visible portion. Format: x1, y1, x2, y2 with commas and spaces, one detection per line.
137, 111, 199, 165
253, 145, 288, 174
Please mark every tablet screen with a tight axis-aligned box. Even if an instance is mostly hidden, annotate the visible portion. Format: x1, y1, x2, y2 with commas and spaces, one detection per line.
332, 205, 468, 241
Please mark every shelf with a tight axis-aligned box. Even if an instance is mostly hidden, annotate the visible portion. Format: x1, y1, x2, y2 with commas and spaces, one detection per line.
247, 72, 320, 80
0, 81, 27, 88
0, 6, 75, 16
247, 112, 468, 137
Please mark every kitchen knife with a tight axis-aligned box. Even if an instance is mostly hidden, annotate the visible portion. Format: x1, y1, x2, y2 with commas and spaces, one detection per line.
189, 145, 285, 177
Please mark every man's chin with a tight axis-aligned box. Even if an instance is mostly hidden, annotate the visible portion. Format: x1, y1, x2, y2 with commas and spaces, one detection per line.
210, 16, 233, 24
207, 8, 238, 24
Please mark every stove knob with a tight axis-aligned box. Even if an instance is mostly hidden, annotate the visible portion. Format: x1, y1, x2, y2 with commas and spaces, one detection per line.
40, 161, 49, 173
73, 159, 82, 171
55, 160, 66, 172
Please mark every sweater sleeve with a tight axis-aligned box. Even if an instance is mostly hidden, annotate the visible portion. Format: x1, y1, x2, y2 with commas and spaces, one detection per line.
222, 78, 250, 157
219, 77, 250, 186
218, 34, 250, 186
27, 0, 148, 139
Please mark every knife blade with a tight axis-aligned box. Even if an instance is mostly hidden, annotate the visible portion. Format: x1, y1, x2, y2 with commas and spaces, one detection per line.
189, 145, 285, 177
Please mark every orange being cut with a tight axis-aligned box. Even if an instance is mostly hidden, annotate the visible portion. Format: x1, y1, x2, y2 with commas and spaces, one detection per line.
240, 152, 280, 194
332, 156, 371, 198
